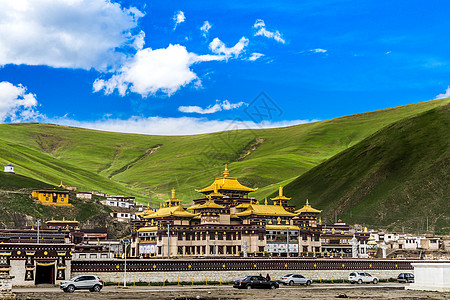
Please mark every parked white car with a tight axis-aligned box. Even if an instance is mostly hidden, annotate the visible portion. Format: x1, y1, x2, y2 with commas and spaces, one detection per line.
348, 272, 378, 284
280, 274, 312, 286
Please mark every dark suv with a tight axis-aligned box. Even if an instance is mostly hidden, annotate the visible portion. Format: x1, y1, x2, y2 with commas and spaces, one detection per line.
397, 273, 414, 283
233, 275, 279, 289
60, 275, 103, 293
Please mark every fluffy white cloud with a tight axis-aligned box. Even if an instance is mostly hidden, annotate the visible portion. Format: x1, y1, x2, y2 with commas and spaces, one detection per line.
248, 53, 265, 61
173, 10, 185, 30
48, 115, 313, 135
0, 81, 41, 122
209, 37, 249, 58
179, 100, 246, 114
435, 86, 450, 99
94, 37, 249, 97
200, 21, 212, 37
253, 19, 285, 44
0, 0, 143, 71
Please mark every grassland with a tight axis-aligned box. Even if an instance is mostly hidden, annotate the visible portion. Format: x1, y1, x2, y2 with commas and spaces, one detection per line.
0, 98, 448, 231
279, 104, 449, 234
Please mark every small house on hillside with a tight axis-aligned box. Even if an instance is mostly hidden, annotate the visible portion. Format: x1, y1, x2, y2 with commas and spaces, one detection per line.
76, 192, 92, 200
3, 163, 14, 174
32, 190, 71, 206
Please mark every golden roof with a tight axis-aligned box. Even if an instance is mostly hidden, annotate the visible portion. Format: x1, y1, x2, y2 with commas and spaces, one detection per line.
235, 203, 252, 209
295, 199, 322, 214
235, 203, 295, 217
142, 205, 197, 219
196, 165, 257, 193
137, 226, 158, 232
186, 203, 202, 211
271, 186, 291, 202
195, 199, 225, 209
164, 188, 182, 205
266, 224, 300, 231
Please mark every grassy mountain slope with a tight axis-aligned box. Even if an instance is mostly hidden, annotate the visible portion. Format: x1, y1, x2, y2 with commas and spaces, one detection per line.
0, 99, 447, 204
280, 104, 449, 234
0, 172, 114, 229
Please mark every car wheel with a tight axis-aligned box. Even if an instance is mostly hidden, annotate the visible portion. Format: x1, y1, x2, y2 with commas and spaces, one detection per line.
289, 280, 294, 286
246, 285, 252, 289
271, 284, 277, 289
66, 285, 75, 293
93, 285, 102, 292
357, 279, 363, 284
373, 279, 378, 284
306, 280, 311, 286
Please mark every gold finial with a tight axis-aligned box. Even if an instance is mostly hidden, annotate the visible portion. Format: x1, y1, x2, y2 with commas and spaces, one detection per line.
171, 188, 176, 199
318, 217, 322, 225
279, 186, 283, 197
306, 199, 310, 206
62, 217, 65, 221
332, 228, 335, 234
147, 202, 150, 209
223, 164, 229, 177
364, 227, 368, 233
264, 198, 268, 205
159, 203, 162, 208
214, 182, 218, 194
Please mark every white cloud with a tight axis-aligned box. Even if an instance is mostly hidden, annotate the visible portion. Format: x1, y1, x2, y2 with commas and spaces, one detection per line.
209, 37, 249, 58
311, 49, 327, 53
173, 10, 185, 30
248, 53, 265, 61
435, 86, 450, 99
46, 116, 314, 136
179, 100, 246, 114
94, 37, 249, 97
0, 81, 41, 122
0, 0, 144, 71
253, 19, 285, 44
200, 21, 212, 37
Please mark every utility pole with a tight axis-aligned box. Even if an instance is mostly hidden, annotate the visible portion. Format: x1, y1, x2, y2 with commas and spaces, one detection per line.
286, 227, 290, 257
426, 216, 429, 233
167, 223, 170, 259
122, 239, 130, 287
36, 219, 41, 244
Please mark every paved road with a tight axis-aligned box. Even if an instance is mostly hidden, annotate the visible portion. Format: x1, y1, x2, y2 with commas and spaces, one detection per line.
13, 282, 406, 293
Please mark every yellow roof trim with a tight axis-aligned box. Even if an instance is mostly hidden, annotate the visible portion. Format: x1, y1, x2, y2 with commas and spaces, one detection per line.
266, 224, 300, 230
195, 200, 225, 209
295, 199, 322, 214
235, 203, 295, 217
137, 226, 158, 232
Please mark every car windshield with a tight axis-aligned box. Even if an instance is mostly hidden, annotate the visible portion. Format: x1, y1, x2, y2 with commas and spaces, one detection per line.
350, 273, 356, 276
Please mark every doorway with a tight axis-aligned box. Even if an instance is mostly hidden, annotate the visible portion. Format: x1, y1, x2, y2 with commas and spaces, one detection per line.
35, 263, 55, 285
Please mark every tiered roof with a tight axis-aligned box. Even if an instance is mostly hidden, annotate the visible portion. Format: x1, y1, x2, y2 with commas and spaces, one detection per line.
295, 199, 322, 214
196, 165, 257, 193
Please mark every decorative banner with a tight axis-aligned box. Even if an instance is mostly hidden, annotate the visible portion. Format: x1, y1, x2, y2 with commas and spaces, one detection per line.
0, 252, 11, 256
26, 251, 36, 256
57, 251, 66, 256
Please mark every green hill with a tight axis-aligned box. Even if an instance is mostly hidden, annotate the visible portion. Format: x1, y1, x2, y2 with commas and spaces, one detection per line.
280, 104, 449, 234
0, 99, 447, 207
0, 172, 116, 230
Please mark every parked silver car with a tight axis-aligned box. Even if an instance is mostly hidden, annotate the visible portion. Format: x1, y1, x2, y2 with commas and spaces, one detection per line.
348, 272, 378, 284
280, 274, 312, 286
60, 275, 103, 293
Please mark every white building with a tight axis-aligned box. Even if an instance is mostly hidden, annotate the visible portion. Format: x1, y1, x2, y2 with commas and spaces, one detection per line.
111, 212, 139, 222
76, 192, 92, 200
3, 163, 14, 174
103, 195, 136, 209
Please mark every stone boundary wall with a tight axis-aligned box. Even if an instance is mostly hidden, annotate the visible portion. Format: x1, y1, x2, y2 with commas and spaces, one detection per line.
70, 259, 447, 284
72, 258, 419, 273
72, 269, 411, 284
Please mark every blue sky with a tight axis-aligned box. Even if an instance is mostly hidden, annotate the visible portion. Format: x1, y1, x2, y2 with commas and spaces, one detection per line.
0, 0, 449, 135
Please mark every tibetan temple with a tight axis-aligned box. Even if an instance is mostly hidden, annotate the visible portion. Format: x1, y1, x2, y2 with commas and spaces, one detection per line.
130, 165, 326, 258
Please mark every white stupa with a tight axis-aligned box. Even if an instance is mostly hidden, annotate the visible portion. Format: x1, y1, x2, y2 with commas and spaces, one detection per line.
4, 163, 15, 174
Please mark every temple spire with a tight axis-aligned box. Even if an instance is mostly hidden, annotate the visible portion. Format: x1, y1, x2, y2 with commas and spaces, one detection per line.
264, 198, 268, 205
279, 186, 283, 197
223, 164, 229, 177
171, 188, 176, 199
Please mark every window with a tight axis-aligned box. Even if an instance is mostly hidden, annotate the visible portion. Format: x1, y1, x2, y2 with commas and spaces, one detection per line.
258, 233, 264, 240
210, 232, 215, 240
218, 232, 223, 240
